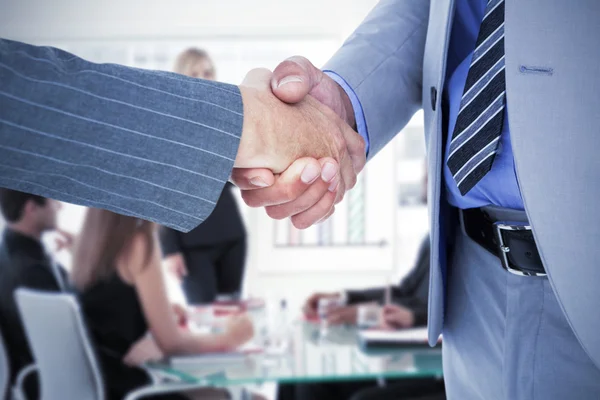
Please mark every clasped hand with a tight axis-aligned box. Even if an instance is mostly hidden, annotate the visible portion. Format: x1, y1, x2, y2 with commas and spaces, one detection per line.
232, 58, 366, 228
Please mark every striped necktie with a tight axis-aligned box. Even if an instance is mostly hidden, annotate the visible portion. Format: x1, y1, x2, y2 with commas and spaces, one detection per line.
447, 0, 506, 195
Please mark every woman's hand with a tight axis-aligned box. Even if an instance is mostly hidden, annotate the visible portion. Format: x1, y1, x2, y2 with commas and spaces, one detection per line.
222, 314, 254, 349
164, 252, 188, 282
172, 303, 189, 327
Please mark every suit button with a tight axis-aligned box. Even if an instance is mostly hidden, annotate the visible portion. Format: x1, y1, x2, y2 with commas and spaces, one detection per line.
430, 86, 437, 111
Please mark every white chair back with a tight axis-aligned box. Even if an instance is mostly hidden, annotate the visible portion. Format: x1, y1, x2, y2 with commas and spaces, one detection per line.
14, 289, 104, 400
0, 328, 9, 400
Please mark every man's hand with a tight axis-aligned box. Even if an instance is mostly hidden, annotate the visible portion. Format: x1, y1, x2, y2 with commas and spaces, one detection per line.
272, 56, 357, 135
327, 305, 359, 325
302, 292, 342, 318
380, 304, 415, 329
235, 157, 340, 228
233, 58, 366, 228
164, 253, 188, 281
236, 68, 359, 176
54, 228, 75, 253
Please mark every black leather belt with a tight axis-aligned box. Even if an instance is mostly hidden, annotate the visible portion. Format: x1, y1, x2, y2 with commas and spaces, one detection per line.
461, 208, 546, 277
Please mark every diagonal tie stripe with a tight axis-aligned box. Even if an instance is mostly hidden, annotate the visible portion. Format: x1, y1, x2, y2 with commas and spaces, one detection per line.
457, 56, 505, 123
483, 0, 504, 20
452, 66, 505, 146
448, 0, 506, 195
448, 110, 504, 173
474, 0, 504, 48
454, 136, 501, 184
449, 71, 505, 163
461, 38, 504, 98
471, 24, 504, 66
456, 149, 497, 194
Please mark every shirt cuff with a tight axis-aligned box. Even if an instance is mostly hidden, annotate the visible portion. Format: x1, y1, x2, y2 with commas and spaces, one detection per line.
323, 70, 370, 155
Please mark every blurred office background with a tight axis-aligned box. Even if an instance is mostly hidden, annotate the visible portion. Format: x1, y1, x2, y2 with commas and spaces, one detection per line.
0, 0, 427, 308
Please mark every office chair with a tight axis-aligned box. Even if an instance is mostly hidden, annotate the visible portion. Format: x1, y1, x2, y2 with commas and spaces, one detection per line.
0, 328, 9, 400
15, 289, 105, 400
14, 289, 210, 400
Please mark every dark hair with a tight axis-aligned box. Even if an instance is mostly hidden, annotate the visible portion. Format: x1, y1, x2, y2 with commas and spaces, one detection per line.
72, 209, 155, 290
0, 189, 47, 223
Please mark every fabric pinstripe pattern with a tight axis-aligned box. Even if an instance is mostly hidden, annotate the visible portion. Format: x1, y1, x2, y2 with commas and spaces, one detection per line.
447, 0, 506, 195
0, 39, 244, 232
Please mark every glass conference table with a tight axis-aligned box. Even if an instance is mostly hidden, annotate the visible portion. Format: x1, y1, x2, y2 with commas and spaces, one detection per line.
131, 321, 443, 400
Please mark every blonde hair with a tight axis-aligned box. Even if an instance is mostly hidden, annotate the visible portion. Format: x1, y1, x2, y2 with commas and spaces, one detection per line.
173, 48, 212, 76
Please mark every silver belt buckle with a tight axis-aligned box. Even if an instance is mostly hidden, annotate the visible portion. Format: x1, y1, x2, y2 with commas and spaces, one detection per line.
494, 221, 547, 277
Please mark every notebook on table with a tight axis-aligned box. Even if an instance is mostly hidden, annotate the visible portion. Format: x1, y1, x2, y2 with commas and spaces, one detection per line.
358, 327, 442, 350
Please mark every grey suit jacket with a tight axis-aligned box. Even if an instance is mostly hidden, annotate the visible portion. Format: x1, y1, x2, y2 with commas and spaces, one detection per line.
0, 38, 243, 232
325, 0, 600, 368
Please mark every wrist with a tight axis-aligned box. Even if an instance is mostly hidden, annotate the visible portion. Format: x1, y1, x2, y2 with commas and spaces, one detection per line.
336, 83, 356, 130
236, 85, 268, 169
206, 333, 233, 352
406, 310, 415, 328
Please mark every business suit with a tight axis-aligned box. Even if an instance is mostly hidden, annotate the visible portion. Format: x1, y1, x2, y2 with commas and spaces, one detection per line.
325, 1, 600, 398
0, 38, 243, 232
0, 228, 67, 399
160, 182, 247, 303
346, 235, 430, 326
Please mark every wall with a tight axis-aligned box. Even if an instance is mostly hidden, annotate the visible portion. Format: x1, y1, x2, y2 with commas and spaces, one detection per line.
0, 0, 377, 41
1, 0, 428, 306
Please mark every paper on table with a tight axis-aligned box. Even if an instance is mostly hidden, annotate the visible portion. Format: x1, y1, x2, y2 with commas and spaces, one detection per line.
170, 343, 263, 367
359, 327, 440, 344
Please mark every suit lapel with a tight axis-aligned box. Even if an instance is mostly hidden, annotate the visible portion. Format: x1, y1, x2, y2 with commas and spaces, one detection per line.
424, 0, 456, 345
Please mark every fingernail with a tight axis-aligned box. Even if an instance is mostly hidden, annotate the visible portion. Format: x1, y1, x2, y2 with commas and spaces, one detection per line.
277, 75, 303, 88
249, 177, 269, 187
301, 164, 320, 184
328, 179, 340, 192
321, 162, 337, 182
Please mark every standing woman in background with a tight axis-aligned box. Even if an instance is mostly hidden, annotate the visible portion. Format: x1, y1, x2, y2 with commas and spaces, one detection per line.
161, 48, 248, 304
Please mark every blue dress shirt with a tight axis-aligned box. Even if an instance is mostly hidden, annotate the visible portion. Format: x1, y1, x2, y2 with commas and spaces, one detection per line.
328, 0, 524, 211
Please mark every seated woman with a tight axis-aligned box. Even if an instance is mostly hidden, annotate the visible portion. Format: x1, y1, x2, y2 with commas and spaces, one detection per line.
72, 209, 254, 400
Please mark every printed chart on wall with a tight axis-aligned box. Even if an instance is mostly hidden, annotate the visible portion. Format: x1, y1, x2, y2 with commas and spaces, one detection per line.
256, 143, 397, 273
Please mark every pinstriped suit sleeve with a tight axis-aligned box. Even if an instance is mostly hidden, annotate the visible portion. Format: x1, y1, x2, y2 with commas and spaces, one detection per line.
0, 39, 244, 232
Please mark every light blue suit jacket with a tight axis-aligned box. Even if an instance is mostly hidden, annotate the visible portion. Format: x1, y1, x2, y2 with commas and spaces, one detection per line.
0, 38, 243, 232
325, 0, 600, 369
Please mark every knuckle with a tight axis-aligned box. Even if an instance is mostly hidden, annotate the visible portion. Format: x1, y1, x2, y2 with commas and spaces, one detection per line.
265, 206, 287, 220
348, 174, 357, 189
292, 216, 311, 230
279, 185, 298, 203
333, 135, 346, 155
241, 192, 261, 207
357, 136, 366, 154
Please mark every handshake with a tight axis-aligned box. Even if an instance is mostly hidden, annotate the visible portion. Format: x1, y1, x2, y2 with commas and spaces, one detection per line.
231, 57, 367, 229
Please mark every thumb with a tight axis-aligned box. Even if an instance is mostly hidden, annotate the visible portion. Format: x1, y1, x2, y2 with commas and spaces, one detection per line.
271, 56, 321, 104
241, 68, 273, 90
231, 168, 276, 190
